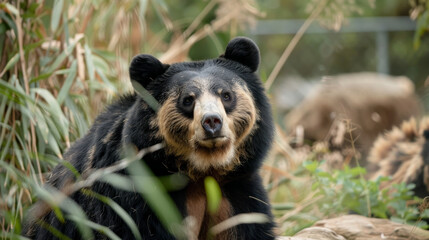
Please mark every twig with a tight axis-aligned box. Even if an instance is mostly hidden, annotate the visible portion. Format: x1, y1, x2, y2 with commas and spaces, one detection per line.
183, 0, 217, 38
71, 143, 164, 193
277, 191, 322, 223
26, 143, 165, 222
265, 0, 328, 90
160, 9, 239, 63
210, 213, 269, 236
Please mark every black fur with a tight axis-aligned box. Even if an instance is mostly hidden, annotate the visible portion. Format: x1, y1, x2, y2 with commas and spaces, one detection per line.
221, 37, 260, 72
24, 37, 275, 240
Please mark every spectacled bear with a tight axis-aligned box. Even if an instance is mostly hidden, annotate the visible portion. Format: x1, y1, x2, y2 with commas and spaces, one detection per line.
24, 37, 276, 240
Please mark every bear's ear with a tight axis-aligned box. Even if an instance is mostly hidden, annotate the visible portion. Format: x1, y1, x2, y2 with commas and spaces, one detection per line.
129, 54, 169, 88
221, 37, 260, 72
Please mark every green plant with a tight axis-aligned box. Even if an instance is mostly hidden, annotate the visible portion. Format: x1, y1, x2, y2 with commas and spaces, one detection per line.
0, 0, 264, 238
304, 160, 429, 228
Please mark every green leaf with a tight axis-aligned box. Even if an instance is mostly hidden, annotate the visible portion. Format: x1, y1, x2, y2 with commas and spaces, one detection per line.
99, 173, 134, 192
95, 68, 116, 94
68, 215, 121, 240
32, 184, 93, 239
204, 176, 222, 215
31, 88, 65, 125
271, 202, 295, 210
24, 40, 44, 55
51, 0, 64, 33
0, 53, 19, 75
82, 189, 143, 240
303, 161, 318, 173
0, 231, 31, 240
29, 72, 52, 84
44, 35, 82, 74
316, 171, 331, 178
0, 10, 17, 35
0, 78, 34, 105
57, 60, 77, 105
131, 80, 160, 111
32, 106, 49, 143
47, 134, 61, 157
127, 157, 185, 239
348, 167, 366, 177
84, 44, 95, 82
35, 220, 72, 240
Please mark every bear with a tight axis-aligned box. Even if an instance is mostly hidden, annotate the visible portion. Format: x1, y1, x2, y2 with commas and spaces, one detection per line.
23, 37, 276, 240
368, 117, 429, 198
285, 73, 421, 166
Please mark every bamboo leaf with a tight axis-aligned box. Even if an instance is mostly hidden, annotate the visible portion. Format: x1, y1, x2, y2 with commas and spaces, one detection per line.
44, 36, 81, 74
32, 106, 49, 143
127, 159, 185, 239
0, 123, 13, 163
95, 68, 116, 93
32, 88, 69, 142
51, 0, 64, 33
131, 80, 160, 111
204, 176, 222, 215
82, 189, 142, 240
47, 134, 61, 157
0, 78, 34, 105
99, 173, 134, 192
31, 88, 64, 120
0, 53, 19, 76
139, 0, 148, 17
29, 72, 52, 84
0, 10, 17, 35
64, 97, 89, 138
84, 44, 95, 82
67, 215, 120, 240
57, 60, 77, 105
31, 184, 93, 239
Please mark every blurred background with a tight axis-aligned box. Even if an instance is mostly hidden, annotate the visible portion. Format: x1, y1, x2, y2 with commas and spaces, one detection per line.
1, 0, 429, 238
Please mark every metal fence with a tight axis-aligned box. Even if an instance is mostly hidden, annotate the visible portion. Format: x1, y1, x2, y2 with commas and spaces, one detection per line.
250, 17, 416, 74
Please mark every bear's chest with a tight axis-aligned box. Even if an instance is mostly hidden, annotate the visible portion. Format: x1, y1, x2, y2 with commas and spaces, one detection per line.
185, 181, 235, 240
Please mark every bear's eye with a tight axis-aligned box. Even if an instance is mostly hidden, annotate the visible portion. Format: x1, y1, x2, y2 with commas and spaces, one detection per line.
183, 96, 195, 106
222, 92, 231, 102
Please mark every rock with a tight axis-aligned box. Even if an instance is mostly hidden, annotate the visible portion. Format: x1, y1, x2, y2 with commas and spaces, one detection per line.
278, 215, 429, 240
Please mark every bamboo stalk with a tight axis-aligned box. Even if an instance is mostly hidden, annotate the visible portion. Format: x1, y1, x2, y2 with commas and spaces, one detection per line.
16, 0, 44, 184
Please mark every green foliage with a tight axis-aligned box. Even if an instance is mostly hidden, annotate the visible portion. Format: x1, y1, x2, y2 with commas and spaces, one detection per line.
0, 0, 118, 235
304, 160, 429, 228
204, 176, 222, 215
0, 0, 263, 238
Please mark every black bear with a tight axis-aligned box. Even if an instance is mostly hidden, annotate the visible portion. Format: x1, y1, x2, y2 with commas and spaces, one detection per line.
24, 37, 275, 239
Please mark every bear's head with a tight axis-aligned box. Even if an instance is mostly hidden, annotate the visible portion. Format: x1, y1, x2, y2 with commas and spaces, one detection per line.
128, 37, 272, 179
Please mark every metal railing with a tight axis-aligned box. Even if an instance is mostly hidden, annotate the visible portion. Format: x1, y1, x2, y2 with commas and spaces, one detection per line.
250, 17, 416, 74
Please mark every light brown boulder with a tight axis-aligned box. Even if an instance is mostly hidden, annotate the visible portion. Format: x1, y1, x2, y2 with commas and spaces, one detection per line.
278, 215, 429, 240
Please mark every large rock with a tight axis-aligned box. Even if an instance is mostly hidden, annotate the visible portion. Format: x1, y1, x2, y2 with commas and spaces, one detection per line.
278, 215, 429, 240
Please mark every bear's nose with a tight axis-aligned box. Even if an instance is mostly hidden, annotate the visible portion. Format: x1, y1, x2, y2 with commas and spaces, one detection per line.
201, 113, 223, 138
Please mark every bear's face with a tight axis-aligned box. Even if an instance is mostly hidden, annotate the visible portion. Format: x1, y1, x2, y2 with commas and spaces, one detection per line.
129, 37, 263, 177
156, 66, 258, 174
